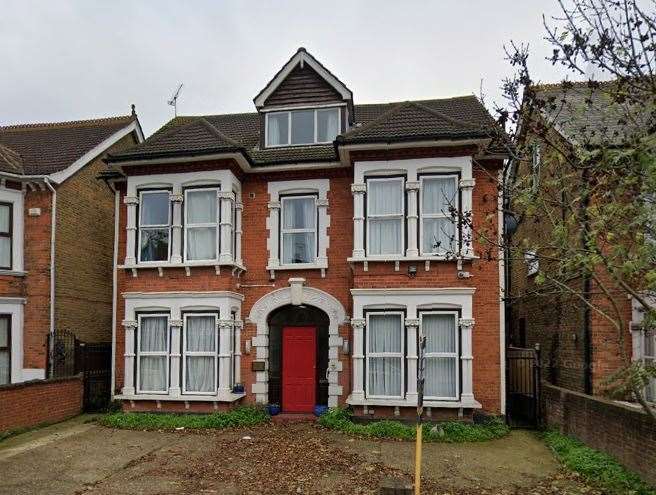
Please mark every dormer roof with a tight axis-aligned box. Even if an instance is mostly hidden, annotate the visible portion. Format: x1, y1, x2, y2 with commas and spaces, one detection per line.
253, 48, 353, 109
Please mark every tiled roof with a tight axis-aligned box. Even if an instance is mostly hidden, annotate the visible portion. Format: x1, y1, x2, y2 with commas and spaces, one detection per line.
0, 115, 135, 175
532, 81, 650, 146
109, 95, 498, 166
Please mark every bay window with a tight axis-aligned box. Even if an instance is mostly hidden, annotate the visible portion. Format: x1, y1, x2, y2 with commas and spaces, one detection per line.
366, 312, 404, 398
266, 107, 340, 147
137, 314, 169, 394
0, 203, 12, 269
184, 188, 219, 261
366, 177, 404, 256
420, 175, 458, 255
281, 195, 317, 264
138, 191, 171, 262
421, 311, 459, 400
0, 315, 10, 385
183, 314, 218, 394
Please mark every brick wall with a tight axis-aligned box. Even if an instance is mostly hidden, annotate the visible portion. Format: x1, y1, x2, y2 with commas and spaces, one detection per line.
113, 149, 504, 414
543, 382, 656, 485
55, 133, 138, 343
0, 375, 83, 433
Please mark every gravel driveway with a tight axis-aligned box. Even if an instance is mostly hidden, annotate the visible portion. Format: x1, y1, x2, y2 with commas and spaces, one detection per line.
0, 416, 600, 494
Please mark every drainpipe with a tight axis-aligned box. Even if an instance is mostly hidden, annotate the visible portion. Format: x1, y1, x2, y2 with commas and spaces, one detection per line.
109, 182, 119, 399
44, 177, 57, 378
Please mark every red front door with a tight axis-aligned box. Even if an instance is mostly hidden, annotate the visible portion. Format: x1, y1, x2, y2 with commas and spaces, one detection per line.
282, 326, 316, 413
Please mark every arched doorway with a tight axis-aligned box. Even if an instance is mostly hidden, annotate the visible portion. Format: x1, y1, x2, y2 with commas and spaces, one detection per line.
268, 305, 329, 412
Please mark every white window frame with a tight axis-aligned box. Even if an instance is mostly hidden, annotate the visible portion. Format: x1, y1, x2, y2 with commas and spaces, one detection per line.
182, 313, 218, 395
640, 329, 656, 402
183, 187, 220, 262
366, 177, 405, 257
365, 311, 405, 400
532, 143, 541, 192
265, 107, 341, 147
419, 174, 460, 256
280, 194, 318, 265
420, 310, 460, 401
136, 313, 170, 395
138, 190, 171, 264
525, 250, 539, 276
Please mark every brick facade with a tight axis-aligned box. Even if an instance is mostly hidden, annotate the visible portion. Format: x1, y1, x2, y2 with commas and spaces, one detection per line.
0, 375, 83, 433
113, 150, 505, 415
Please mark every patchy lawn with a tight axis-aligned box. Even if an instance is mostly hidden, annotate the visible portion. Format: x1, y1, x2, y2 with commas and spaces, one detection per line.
0, 419, 607, 495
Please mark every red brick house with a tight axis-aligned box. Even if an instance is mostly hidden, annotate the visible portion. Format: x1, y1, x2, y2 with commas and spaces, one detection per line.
0, 114, 143, 385
105, 48, 507, 418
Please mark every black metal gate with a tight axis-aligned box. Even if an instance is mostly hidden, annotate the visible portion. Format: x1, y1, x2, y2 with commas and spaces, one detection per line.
506, 345, 541, 427
47, 329, 111, 412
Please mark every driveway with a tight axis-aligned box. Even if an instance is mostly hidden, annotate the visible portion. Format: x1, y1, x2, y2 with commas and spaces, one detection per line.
0, 416, 599, 494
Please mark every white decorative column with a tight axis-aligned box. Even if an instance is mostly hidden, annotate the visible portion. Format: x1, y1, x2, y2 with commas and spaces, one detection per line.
218, 319, 233, 396
459, 178, 476, 258
234, 320, 243, 385
351, 183, 366, 259
266, 201, 281, 269
170, 191, 183, 264
405, 318, 419, 403
316, 198, 329, 268
405, 182, 420, 257
459, 318, 475, 404
218, 191, 234, 264
123, 196, 139, 265
121, 320, 137, 395
168, 319, 182, 396
351, 318, 366, 401
235, 201, 243, 266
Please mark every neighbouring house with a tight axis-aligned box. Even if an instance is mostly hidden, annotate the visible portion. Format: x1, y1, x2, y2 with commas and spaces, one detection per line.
0, 113, 143, 385
104, 48, 507, 418
506, 81, 654, 399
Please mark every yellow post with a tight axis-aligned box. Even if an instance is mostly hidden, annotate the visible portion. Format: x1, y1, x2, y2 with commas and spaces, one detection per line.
414, 420, 423, 495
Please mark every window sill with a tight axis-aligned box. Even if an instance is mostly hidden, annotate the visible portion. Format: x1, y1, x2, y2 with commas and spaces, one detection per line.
346, 395, 482, 409
119, 261, 246, 277
266, 260, 329, 278
115, 391, 246, 403
347, 255, 477, 263
0, 269, 27, 277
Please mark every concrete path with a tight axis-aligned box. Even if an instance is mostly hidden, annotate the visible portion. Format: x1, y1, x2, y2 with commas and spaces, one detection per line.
0, 417, 579, 495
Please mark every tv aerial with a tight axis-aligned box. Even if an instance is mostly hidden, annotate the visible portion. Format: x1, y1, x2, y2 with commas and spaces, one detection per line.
167, 83, 183, 117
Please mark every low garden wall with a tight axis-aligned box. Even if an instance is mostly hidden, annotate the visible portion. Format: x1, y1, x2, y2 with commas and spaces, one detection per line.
0, 375, 83, 433
542, 382, 656, 485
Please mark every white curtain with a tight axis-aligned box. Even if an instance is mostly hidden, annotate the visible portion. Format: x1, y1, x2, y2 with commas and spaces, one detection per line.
268, 113, 288, 145
423, 314, 457, 398
139, 316, 167, 392
0, 318, 9, 385
283, 198, 315, 229
318, 108, 339, 142
368, 180, 403, 255
187, 227, 216, 260
282, 233, 315, 263
423, 177, 457, 254
282, 197, 315, 263
140, 192, 169, 226
187, 190, 217, 224
0, 237, 10, 268
185, 316, 216, 393
368, 314, 402, 397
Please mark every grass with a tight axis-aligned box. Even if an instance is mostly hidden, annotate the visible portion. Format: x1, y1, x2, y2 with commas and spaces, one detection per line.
543, 430, 655, 495
318, 407, 510, 443
98, 405, 269, 431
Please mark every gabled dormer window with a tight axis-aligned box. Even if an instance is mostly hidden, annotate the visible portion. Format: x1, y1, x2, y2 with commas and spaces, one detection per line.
266, 107, 340, 147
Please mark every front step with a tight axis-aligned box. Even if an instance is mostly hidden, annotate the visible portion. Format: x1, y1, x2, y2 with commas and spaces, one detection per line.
271, 413, 316, 423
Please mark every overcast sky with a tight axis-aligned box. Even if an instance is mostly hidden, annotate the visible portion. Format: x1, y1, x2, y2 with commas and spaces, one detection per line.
1, 1, 573, 135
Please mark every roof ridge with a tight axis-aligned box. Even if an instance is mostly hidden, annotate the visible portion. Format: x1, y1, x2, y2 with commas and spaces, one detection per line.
0, 114, 134, 132
354, 95, 478, 108
531, 79, 615, 91
341, 101, 410, 138
198, 118, 241, 147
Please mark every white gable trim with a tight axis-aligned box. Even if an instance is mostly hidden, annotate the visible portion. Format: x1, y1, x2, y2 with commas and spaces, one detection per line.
48, 121, 144, 184
254, 50, 352, 108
